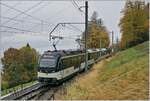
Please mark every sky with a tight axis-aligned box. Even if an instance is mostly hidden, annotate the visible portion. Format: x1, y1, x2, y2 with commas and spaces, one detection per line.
0, 0, 126, 66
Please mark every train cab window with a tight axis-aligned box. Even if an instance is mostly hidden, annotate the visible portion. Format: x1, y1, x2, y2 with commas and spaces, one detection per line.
40, 58, 56, 68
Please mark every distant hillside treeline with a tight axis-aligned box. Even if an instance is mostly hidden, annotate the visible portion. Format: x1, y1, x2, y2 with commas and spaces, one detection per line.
1, 43, 39, 90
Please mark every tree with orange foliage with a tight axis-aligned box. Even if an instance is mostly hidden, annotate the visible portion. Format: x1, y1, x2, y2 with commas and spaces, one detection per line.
119, 0, 149, 49
87, 11, 110, 49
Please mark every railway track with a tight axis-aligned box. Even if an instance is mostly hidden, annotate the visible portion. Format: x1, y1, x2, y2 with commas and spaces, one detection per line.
32, 81, 72, 100
1, 81, 69, 100
1, 54, 111, 100
1, 82, 46, 100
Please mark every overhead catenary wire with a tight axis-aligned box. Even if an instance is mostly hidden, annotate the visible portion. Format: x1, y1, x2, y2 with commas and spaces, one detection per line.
0, 30, 49, 36
1, 1, 43, 25
0, 2, 53, 25
1, 1, 84, 46
49, 22, 85, 39
0, 25, 39, 34
0, 30, 25, 34
1, 16, 50, 34
73, 0, 83, 12
26, 21, 52, 33
69, 24, 83, 33
9, 2, 70, 32
61, 24, 82, 33
71, 0, 84, 18
62, 36, 78, 40
3, 2, 21, 14
1, 16, 50, 26
72, 0, 80, 8
1, 16, 54, 34
50, 24, 82, 41
2, 1, 85, 36
51, 25, 82, 39
10, 1, 52, 27
71, 1, 91, 23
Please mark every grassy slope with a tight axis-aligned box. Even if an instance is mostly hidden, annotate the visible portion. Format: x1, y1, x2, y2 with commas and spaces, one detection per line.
61, 41, 149, 100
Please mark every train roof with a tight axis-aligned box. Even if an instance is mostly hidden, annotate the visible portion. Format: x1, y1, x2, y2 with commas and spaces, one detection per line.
43, 49, 85, 57
42, 48, 108, 58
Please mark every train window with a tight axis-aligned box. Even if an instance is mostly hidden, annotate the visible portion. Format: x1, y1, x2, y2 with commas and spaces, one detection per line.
68, 58, 71, 67
78, 56, 80, 64
65, 58, 69, 68
72, 57, 73, 66
79, 55, 82, 63
63, 56, 74, 68
73, 56, 76, 65
40, 58, 56, 68
66, 58, 70, 68
62, 58, 67, 69
82, 55, 85, 62
81, 55, 83, 62
69, 57, 72, 67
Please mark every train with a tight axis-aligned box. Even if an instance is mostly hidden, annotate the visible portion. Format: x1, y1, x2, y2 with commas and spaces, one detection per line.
37, 48, 111, 84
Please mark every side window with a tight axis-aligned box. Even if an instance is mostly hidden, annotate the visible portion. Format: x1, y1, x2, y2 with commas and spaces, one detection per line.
82, 55, 84, 62
69, 57, 72, 67
62, 58, 67, 69
65, 58, 68, 68
77, 56, 80, 64
71, 57, 73, 66
79, 55, 81, 64
83, 54, 85, 62
73, 56, 76, 66
68, 57, 72, 67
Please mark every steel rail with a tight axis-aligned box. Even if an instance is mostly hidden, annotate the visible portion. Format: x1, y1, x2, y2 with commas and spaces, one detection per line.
1, 82, 45, 100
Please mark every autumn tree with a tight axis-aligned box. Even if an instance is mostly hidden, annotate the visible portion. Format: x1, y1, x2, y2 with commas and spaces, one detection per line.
19, 43, 39, 81
1, 43, 39, 89
1, 48, 22, 88
119, 0, 149, 49
83, 11, 110, 49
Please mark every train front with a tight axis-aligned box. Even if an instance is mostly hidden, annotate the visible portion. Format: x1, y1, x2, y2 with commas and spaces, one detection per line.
37, 51, 61, 84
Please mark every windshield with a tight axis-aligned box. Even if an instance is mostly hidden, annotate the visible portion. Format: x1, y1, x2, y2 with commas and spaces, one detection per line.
39, 58, 56, 67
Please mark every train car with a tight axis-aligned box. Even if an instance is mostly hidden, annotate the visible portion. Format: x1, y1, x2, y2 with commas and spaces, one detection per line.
37, 48, 109, 84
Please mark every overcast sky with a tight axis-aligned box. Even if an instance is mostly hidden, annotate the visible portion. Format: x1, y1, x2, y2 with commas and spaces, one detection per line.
0, 0, 126, 61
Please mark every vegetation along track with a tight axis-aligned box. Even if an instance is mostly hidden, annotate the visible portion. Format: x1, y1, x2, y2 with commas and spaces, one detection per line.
1, 82, 46, 100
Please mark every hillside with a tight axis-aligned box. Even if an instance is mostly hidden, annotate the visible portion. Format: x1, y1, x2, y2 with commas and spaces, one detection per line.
60, 41, 149, 100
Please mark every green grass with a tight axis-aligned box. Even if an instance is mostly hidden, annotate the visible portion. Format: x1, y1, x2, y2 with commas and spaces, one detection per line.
107, 41, 148, 69
1, 81, 38, 96
99, 41, 149, 82
62, 41, 149, 100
